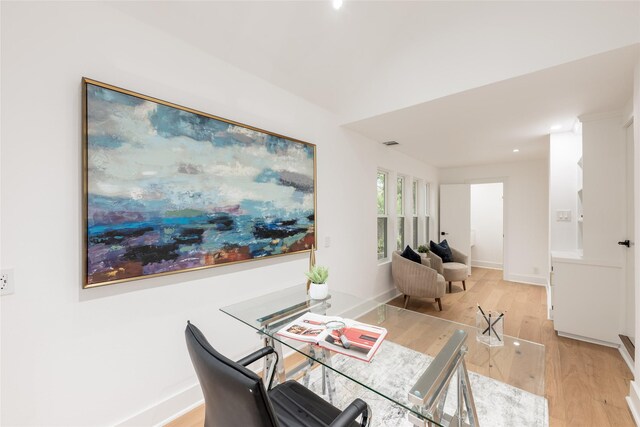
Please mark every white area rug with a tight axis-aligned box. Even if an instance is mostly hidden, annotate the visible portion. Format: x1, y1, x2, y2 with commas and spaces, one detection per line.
301, 341, 548, 427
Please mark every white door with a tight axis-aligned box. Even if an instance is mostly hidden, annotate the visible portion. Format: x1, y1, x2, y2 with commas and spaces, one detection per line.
440, 184, 471, 273
625, 123, 635, 343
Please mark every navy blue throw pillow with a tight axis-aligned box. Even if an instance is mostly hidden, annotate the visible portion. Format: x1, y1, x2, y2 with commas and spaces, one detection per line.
430, 240, 454, 263
401, 245, 422, 264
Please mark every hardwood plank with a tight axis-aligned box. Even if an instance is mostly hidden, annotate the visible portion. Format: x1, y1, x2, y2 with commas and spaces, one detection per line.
165, 405, 204, 427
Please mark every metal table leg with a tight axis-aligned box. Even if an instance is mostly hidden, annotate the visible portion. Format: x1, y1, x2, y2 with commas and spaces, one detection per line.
407, 330, 479, 427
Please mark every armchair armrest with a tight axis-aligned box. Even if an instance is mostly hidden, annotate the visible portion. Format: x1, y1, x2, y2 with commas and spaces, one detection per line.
420, 257, 431, 268
427, 252, 444, 274
330, 398, 371, 427
237, 346, 275, 366
450, 247, 468, 265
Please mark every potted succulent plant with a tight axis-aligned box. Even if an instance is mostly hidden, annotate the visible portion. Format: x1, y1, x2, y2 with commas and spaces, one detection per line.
417, 245, 430, 256
305, 265, 329, 300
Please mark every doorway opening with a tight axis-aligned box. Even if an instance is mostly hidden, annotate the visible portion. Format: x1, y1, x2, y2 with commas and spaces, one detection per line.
470, 183, 504, 271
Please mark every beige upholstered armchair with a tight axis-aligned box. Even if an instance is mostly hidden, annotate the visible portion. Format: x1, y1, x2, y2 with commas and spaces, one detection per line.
427, 247, 469, 293
391, 251, 446, 311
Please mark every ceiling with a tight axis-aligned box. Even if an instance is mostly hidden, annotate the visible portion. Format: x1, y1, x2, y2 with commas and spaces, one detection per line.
114, 1, 640, 168
346, 44, 640, 167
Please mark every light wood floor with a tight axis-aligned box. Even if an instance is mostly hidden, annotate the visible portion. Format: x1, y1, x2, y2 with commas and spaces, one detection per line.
168, 268, 634, 427
387, 268, 635, 427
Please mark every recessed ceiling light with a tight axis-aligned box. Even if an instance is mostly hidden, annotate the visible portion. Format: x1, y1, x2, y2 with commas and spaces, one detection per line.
550, 124, 562, 131
513, 149, 520, 153
382, 140, 399, 146
332, 0, 343, 10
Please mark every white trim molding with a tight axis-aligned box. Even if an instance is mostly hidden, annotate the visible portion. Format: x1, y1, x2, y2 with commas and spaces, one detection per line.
618, 345, 635, 377
557, 331, 619, 348
504, 273, 547, 286
471, 260, 503, 270
115, 384, 203, 427
627, 381, 640, 426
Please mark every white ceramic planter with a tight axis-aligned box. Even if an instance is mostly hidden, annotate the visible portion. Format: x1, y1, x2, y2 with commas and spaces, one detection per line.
309, 282, 329, 300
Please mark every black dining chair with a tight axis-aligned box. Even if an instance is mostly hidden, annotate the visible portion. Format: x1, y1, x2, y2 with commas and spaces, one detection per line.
185, 321, 371, 427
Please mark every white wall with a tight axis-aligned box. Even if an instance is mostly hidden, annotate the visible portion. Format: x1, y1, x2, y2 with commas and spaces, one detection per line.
0, 3, 438, 426
470, 183, 503, 269
440, 159, 549, 285
548, 131, 581, 253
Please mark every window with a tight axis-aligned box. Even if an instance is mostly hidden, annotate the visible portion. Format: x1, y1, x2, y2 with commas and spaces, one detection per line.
424, 183, 431, 244
377, 171, 388, 260
397, 176, 405, 251
412, 180, 418, 248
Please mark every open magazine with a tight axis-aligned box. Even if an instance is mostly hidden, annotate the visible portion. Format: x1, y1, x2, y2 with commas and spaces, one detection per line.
276, 312, 387, 362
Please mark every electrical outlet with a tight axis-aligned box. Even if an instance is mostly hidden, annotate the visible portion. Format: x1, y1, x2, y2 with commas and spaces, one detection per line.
1, 269, 14, 295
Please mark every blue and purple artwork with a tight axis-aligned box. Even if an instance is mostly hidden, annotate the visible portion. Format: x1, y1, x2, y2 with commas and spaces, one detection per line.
83, 79, 316, 287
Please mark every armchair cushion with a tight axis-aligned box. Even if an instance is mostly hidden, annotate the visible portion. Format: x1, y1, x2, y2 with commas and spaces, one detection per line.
443, 262, 468, 282
430, 240, 453, 263
400, 245, 422, 264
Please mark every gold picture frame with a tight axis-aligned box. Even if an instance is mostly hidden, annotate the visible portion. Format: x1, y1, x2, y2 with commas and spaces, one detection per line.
82, 78, 317, 288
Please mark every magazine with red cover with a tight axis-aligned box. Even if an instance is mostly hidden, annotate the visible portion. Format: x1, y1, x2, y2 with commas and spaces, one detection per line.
276, 312, 387, 362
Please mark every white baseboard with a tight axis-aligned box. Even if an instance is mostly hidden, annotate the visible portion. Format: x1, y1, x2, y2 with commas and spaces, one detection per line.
504, 273, 547, 286
557, 331, 620, 348
546, 282, 553, 320
471, 260, 503, 270
376, 287, 402, 303
627, 381, 640, 425
115, 383, 203, 427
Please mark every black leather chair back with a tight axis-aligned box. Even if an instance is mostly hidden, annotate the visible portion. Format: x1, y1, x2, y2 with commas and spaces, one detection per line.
185, 322, 280, 427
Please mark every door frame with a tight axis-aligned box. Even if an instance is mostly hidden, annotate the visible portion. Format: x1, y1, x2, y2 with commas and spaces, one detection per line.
623, 116, 635, 342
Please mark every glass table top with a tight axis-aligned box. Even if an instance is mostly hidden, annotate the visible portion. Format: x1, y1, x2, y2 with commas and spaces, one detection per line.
221, 285, 545, 425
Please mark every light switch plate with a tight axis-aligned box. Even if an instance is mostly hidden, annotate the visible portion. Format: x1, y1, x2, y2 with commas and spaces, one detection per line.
556, 210, 572, 222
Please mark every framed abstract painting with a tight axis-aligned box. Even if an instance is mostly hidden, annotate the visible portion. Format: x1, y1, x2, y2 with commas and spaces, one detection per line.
82, 78, 316, 288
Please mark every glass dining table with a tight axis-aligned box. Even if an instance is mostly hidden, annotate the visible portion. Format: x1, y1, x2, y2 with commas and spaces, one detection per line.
221, 285, 546, 427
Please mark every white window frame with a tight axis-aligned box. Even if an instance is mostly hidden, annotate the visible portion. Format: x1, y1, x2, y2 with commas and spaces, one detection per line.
397, 175, 406, 251
412, 179, 419, 248
424, 182, 431, 245
377, 170, 389, 261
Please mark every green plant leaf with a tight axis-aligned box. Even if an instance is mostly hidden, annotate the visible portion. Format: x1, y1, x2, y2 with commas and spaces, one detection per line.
305, 265, 329, 284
